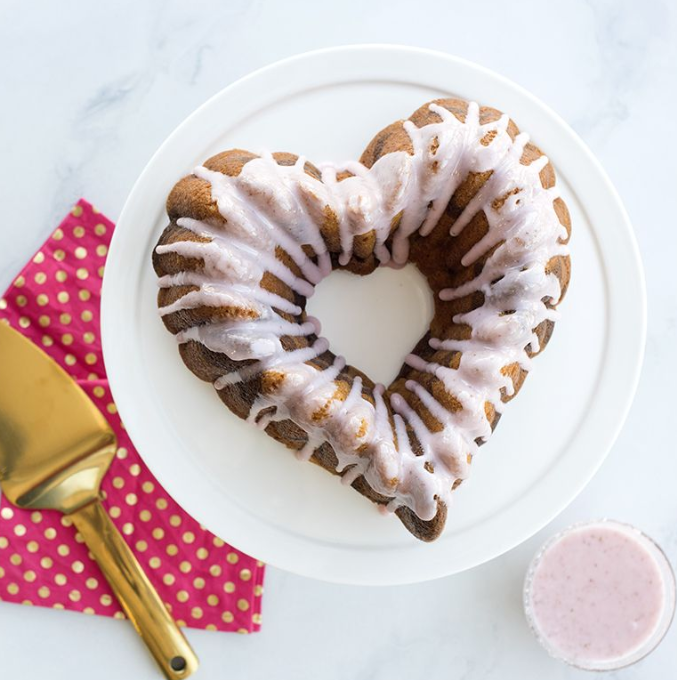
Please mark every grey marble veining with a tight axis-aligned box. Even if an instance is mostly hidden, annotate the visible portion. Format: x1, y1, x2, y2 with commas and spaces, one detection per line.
1, 0, 676, 678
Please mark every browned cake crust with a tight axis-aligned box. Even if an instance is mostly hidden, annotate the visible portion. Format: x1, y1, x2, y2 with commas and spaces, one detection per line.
153, 99, 571, 542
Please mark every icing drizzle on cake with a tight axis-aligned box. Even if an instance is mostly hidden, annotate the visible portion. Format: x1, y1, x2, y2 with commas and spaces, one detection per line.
156, 102, 569, 523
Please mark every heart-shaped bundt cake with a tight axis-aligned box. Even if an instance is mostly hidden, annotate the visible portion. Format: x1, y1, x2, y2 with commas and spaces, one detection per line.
153, 98, 571, 542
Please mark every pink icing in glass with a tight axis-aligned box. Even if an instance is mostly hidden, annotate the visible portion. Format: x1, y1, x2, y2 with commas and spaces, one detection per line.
524, 520, 675, 670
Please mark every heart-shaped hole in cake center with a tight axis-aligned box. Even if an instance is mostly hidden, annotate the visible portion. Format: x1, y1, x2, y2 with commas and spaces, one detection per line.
306, 264, 434, 386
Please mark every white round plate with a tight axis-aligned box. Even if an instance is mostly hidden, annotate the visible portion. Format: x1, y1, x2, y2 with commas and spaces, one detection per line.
102, 45, 645, 585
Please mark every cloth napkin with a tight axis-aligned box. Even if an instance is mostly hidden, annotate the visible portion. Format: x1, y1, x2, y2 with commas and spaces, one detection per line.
0, 200, 264, 632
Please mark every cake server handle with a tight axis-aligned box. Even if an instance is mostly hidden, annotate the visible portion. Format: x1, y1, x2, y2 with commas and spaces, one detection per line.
69, 499, 199, 679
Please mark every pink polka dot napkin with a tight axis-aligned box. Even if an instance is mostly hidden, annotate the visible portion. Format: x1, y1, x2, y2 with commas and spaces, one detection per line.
0, 199, 264, 633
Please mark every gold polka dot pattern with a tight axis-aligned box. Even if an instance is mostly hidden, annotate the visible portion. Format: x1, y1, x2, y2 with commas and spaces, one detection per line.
0, 201, 264, 633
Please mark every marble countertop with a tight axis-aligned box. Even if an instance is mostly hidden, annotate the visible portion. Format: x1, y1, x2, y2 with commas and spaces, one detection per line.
1, 0, 676, 678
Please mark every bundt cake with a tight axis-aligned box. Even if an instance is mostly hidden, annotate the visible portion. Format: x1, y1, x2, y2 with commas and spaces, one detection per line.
152, 98, 571, 542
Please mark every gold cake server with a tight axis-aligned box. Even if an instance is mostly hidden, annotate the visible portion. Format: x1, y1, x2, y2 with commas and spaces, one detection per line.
0, 322, 198, 679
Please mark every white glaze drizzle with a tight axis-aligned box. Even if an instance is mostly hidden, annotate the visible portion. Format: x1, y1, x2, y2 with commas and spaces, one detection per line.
156, 102, 569, 523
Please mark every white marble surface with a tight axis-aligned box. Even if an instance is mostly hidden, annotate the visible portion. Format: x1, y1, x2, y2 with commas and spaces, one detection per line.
1, 0, 676, 678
